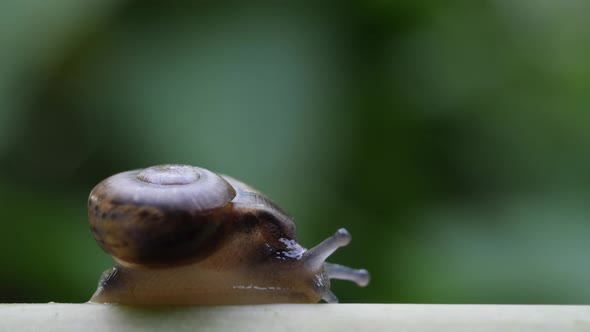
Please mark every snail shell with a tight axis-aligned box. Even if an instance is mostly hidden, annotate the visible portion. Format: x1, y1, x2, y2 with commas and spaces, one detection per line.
88, 164, 368, 305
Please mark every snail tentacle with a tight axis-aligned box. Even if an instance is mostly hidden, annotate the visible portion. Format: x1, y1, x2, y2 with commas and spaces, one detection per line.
304, 228, 352, 271
324, 263, 370, 287
321, 290, 339, 303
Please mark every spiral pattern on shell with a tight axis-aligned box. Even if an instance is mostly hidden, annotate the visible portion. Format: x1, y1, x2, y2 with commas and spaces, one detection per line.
88, 165, 236, 266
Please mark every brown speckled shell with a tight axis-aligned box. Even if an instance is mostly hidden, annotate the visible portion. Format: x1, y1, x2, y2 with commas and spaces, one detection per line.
88, 165, 296, 267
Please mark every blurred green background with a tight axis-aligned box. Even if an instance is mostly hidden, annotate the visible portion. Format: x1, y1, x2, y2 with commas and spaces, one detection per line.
1, 0, 590, 304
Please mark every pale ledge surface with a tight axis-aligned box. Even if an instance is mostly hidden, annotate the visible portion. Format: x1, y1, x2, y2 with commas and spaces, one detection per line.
1, 303, 589, 332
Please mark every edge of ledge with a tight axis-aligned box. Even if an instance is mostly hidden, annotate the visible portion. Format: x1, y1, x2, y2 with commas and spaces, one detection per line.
1, 303, 589, 332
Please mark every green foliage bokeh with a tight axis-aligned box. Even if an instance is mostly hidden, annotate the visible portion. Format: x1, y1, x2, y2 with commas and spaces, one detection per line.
1, 0, 590, 304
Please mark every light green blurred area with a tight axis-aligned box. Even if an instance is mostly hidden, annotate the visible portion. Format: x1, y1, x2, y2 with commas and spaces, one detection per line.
1, 1, 590, 304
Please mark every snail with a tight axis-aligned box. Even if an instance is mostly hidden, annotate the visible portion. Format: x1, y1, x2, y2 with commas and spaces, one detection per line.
88, 164, 369, 305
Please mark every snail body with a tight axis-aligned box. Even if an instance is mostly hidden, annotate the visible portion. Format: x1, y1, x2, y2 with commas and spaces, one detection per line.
88, 165, 369, 305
